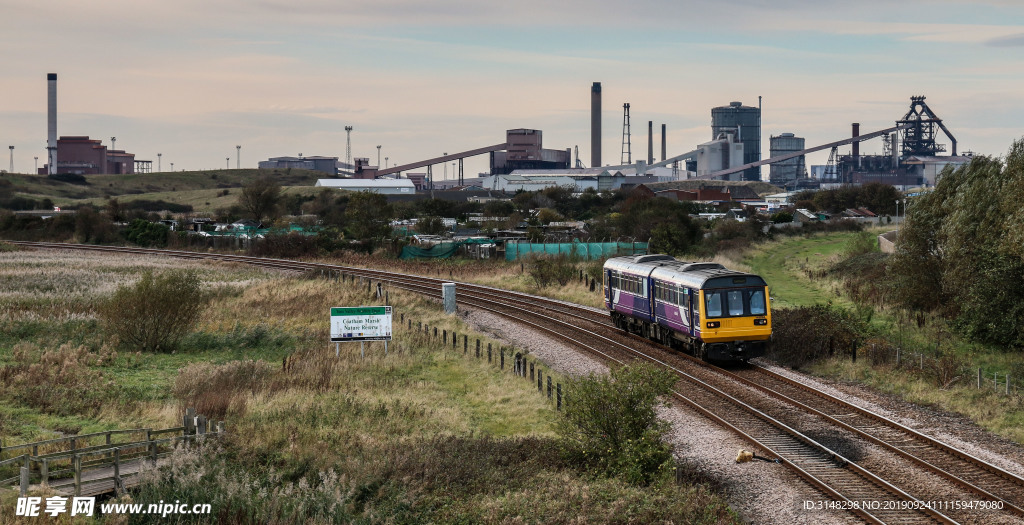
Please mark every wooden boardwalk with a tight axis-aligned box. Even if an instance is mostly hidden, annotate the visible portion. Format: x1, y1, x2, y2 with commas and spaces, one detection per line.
0, 409, 223, 497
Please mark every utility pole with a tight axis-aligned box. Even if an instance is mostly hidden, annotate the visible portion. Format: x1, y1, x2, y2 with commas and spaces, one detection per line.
8, 146, 13, 173
226, 157, 230, 169
377, 145, 382, 168
34, 156, 38, 173
157, 153, 162, 172
236, 145, 241, 169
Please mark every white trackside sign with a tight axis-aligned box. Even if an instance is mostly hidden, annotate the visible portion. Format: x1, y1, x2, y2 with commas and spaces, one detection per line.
330, 306, 392, 342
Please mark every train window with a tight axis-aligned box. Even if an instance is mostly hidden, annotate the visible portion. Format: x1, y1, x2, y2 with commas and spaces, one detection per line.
727, 290, 745, 316
705, 291, 723, 318
749, 290, 766, 315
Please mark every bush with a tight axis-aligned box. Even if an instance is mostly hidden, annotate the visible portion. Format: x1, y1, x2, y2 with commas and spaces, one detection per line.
556, 363, 676, 485
48, 173, 88, 184
98, 270, 210, 352
124, 218, 170, 247
769, 304, 867, 368
528, 255, 577, 288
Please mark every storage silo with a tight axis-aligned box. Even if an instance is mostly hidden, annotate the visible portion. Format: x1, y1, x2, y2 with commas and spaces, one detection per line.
711, 101, 760, 181
769, 133, 805, 185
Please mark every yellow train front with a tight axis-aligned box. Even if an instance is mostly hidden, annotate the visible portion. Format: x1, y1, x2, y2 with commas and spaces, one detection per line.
604, 255, 772, 362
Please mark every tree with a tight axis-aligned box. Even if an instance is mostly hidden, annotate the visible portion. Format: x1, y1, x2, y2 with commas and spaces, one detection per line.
415, 216, 447, 235
238, 176, 282, 223
556, 363, 676, 485
889, 139, 1024, 347
98, 270, 209, 352
344, 191, 393, 249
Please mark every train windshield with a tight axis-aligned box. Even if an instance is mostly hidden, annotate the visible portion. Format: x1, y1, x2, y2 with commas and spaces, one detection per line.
704, 288, 767, 318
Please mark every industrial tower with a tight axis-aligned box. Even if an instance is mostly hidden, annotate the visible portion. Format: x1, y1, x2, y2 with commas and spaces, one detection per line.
344, 126, 354, 169
621, 103, 631, 164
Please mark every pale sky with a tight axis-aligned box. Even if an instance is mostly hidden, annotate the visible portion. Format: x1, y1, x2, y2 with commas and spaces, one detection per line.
2, 0, 1023, 179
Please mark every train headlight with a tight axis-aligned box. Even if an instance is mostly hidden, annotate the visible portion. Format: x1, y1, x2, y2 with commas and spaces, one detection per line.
754, 318, 768, 326
706, 321, 720, 329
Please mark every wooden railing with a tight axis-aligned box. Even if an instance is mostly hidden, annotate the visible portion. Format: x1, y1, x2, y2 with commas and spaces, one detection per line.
0, 409, 224, 497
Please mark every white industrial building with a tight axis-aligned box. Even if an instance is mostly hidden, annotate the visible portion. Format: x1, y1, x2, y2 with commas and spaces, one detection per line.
696, 132, 745, 180
314, 178, 416, 194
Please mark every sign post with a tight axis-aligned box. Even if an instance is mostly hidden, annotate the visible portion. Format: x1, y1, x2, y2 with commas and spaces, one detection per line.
330, 306, 393, 358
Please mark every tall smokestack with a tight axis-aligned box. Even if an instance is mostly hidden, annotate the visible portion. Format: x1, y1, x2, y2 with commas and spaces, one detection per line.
647, 121, 653, 164
852, 122, 860, 169
47, 73, 57, 175
661, 124, 666, 161
591, 82, 601, 167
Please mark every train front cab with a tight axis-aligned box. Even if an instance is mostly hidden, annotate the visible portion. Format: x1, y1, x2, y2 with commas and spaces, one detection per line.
696, 276, 771, 362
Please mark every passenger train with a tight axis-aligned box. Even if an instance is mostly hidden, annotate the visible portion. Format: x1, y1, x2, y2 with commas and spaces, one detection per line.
603, 254, 771, 362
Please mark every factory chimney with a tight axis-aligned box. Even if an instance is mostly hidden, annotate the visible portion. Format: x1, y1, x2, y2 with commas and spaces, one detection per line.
591, 82, 601, 167
661, 124, 666, 161
647, 121, 653, 164
851, 123, 860, 168
47, 73, 57, 175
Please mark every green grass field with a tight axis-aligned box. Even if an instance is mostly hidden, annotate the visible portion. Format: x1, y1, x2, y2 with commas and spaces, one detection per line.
5, 168, 326, 213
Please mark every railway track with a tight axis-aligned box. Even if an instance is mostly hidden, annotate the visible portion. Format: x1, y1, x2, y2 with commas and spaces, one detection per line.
8, 241, 1024, 523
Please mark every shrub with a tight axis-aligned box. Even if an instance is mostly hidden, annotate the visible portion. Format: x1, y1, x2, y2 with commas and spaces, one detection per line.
528, 255, 576, 288
556, 363, 676, 485
769, 304, 867, 368
124, 218, 170, 247
48, 173, 88, 184
98, 270, 210, 352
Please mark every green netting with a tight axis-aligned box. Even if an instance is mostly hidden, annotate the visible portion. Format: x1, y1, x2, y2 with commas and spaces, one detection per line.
505, 240, 648, 261
400, 243, 462, 260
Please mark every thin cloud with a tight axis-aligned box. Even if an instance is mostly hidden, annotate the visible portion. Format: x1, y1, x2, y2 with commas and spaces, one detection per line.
986, 33, 1024, 46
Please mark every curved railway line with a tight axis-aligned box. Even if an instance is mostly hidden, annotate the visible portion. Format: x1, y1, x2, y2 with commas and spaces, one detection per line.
7, 241, 1024, 524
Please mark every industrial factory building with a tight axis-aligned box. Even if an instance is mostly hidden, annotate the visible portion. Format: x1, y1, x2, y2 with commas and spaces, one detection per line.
769, 133, 806, 185
43, 136, 138, 175
696, 132, 744, 180
314, 178, 415, 194
711, 101, 761, 181
488, 129, 571, 175
259, 156, 339, 175
39, 75, 146, 175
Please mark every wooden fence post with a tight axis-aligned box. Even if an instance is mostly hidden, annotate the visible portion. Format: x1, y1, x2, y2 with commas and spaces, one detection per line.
488, 344, 492, 363
113, 448, 121, 484
557, 384, 563, 410
40, 458, 48, 484
73, 455, 82, 496
475, 339, 480, 358
443, 330, 447, 345
20, 466, 29, 497
978, 367, 982, 389
500, 348, 504, 370
197, 415, 208, 436
149, 442, 157, 466
463, 335, 468, 354
537, 370, 543, 392
530, 362, 535, 381
547, 377, 552, 399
